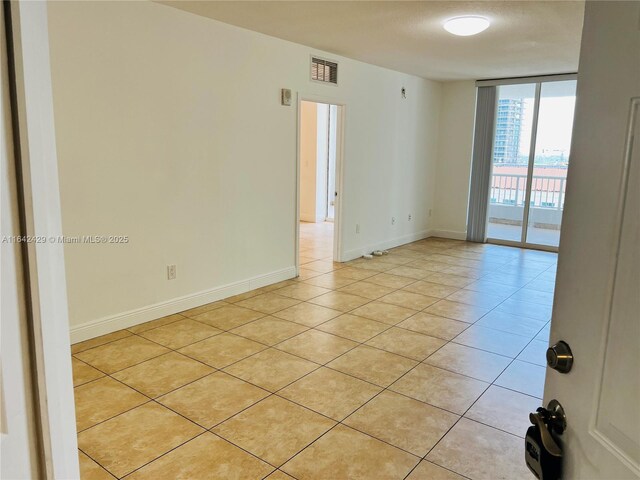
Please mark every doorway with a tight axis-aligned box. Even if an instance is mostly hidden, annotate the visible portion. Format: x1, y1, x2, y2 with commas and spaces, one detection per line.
297, 100, 342, 271
486, 79, 577, 250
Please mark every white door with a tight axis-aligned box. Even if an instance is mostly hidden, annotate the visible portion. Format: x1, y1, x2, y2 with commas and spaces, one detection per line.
543, 2, 640, 479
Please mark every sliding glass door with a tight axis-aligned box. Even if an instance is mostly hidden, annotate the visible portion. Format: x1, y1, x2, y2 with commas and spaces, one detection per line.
486, 78, 577, 249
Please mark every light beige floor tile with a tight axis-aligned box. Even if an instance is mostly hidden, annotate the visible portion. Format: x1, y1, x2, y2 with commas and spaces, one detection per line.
224, 290, 262, 303
316, 314, 390, 342
425, 343, 511, 383
213, 396, 335, 466
406, 460, 466, 480
304, 259, 343, 273
74, 377, 148, 431
346, 260, 395, 272
138, 319, 221, 349
273, 283, 330, 301
327, 346, 418, 387
75, 336, 170, 374
111, 352, 213, 398
402, 281, 459, 298
178, 301, 227, 318
495, 298, 552, 321
223, 348, 319, 391
230, 316, 308, 346
237, 293, 301, 314
446, 289, 508, 309
78, 451, 116, 480
265, 470, 296, 480
344, 391, 458, 456
390, 363, 488, 415
465, 385, 541, 437
332, 266, 378, 280
78, 403, 203, 478
397, 313, 469, 340
178, 332, 267, 368
464, 279, 520, 296
157, 371, 269, 428
272, 302, 342, 327
126, 433, 273, 480
365, 273, 416, 289
276, 329, 357, 364
378, 290, 439, 311
303, 273, 357, 289
495, 360, 546, 398
127, 313, 184, 334
71, 330, 132, 355
427, 418, 531, 480
452, 325, 530, 358
476, 310, 546, 337
279, 367, 382, 420
258, 280, 298, 293
338, 281, 395, 300
516, 339, 548, 366
350, 301, 417, 325
424, 300, 490, 323
282, 424, 419, 480
308, 291, 370, 312
72, 358, 105, 387
366, 327, 446, 361
406, 260, 451, 273
192, 305, 264, 330
424, 272, 474, 288
385, 265, 431, 280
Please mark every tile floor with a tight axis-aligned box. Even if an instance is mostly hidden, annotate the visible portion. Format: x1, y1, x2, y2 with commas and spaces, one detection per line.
73, 221, 555, 479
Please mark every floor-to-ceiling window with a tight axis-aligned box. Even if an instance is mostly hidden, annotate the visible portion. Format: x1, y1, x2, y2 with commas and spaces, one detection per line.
486, 78, 577, 249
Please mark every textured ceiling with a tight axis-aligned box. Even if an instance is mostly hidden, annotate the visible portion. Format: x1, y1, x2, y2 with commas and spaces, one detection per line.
160, 1, 585, 81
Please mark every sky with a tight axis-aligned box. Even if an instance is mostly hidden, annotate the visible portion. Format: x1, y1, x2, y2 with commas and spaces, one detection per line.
519, 97, 577, 156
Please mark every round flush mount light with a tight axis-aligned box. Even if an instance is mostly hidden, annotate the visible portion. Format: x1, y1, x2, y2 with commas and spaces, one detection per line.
443, 16, 490, 36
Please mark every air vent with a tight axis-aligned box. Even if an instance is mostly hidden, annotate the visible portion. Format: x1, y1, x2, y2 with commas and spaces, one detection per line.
311, 57, 338, 85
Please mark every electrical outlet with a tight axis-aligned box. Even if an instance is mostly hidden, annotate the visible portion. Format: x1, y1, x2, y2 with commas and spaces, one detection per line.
356, 224, 360, 234
408, 214, 412, 221
167, 264, 176, 280
391, 217, 396, 225
429, 209, 432, 217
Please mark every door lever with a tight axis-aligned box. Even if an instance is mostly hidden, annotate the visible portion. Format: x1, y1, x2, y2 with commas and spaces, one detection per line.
525, 400, 566, 479
529, 411, 562, 457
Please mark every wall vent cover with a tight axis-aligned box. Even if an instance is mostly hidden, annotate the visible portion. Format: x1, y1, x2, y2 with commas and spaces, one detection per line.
311, 57, 338, 85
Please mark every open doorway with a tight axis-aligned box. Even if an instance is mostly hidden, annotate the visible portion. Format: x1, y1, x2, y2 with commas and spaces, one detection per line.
297, 100, 342, 271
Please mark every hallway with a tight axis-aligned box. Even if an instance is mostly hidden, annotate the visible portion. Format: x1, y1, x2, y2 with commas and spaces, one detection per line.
72, 235, 554, 479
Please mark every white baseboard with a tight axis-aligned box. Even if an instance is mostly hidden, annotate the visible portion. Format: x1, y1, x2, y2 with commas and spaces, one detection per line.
69, 266, 297, 344
341, 229, 433, 262
430, 229, 467, 241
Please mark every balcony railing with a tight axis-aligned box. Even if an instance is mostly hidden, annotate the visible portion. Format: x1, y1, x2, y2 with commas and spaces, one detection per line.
490, 174, 567, 211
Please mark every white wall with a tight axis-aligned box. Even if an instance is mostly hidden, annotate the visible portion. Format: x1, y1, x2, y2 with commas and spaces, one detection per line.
46, 1, 442, 340
314, 103, 329, 223
433, 81, 476, 239
299, 101, 318, 222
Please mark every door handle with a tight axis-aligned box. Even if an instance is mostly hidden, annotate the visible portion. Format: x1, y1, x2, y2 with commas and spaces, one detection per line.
525, 399, 566, 480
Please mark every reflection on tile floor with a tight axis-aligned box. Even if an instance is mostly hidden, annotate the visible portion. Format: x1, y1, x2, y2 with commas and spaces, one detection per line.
73, 221, 555, 479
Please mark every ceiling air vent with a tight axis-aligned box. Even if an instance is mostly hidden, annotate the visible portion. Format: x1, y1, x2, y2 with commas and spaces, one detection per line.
311, 57, 338, 85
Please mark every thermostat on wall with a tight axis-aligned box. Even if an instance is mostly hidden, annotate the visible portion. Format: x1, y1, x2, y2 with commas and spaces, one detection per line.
281, 88, 292, 106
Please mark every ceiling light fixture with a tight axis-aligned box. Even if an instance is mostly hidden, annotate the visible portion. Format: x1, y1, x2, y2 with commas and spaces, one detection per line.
443, 16, 490, 36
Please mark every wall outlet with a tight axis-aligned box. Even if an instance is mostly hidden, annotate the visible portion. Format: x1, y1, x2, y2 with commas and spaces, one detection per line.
356, 224, 360, 234
408, 214, 412, 221
391, 217, 396, 225
429, 209, 432, 217
167, 264, 176, 280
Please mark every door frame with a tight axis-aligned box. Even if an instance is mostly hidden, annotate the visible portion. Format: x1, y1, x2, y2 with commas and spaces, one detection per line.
484, 74, 577, 253
295, 93, 346, 273
3, 1, 79, 477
